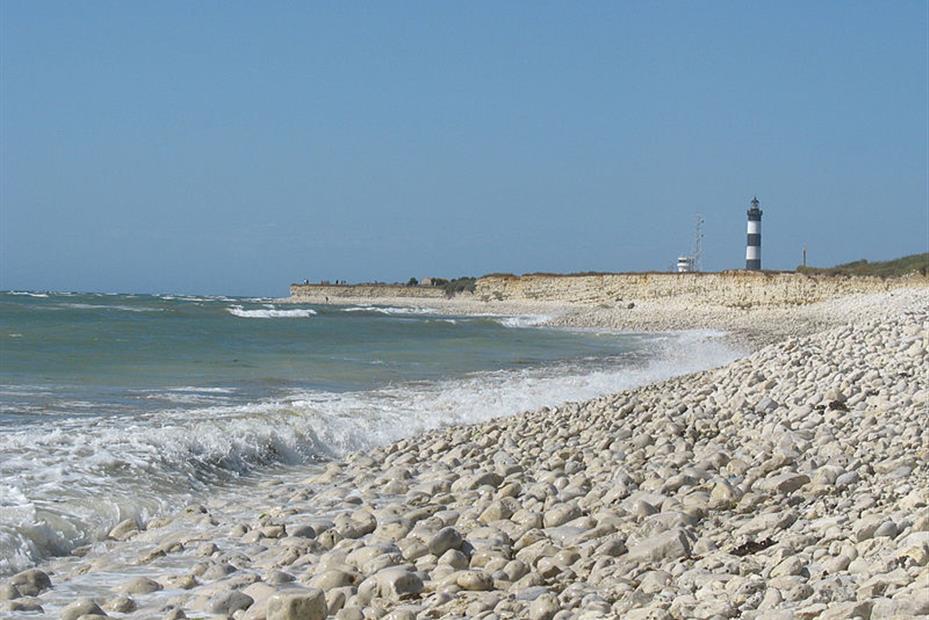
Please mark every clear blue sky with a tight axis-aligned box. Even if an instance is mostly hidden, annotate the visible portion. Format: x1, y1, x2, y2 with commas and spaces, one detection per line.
2, 2, 927, 296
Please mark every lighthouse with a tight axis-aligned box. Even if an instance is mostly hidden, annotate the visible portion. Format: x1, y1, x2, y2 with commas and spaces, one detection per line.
745, 196, 763, 270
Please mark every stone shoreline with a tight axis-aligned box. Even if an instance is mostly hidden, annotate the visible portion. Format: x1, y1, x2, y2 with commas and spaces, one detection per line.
284, 286, 926, 349
3, 288, 928, 619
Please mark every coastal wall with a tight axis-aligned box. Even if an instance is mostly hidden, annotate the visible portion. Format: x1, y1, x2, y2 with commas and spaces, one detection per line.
290, 272, 927, 308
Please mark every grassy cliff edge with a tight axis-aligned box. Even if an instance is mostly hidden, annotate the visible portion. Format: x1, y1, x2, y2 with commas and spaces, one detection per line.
797, 253, 928, 277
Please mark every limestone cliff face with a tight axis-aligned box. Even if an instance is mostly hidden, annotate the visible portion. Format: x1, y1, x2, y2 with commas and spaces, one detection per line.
290, 272, 927, 307
475, 272, 927, 307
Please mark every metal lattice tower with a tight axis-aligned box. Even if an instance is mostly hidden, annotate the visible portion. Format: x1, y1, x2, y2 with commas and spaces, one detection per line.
692, 214, 704, 272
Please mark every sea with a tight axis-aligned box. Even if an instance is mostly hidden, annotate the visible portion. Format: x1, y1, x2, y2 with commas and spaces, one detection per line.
0, 290, 742, 575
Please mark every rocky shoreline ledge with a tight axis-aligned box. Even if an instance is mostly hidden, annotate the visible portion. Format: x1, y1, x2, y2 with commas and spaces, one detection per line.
286, 286, 926, 349
3, 289, 928, 619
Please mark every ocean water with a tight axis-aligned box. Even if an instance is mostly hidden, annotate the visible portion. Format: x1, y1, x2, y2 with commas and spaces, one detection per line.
0, 291, 741, 574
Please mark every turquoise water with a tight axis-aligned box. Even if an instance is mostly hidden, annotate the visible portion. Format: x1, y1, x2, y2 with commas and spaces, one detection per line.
0, 291, 740, 573
0, 292, 648, 424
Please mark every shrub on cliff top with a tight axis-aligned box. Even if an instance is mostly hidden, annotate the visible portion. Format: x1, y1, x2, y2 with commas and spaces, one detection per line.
797, 253, 928, 277
443, 277, 476, 297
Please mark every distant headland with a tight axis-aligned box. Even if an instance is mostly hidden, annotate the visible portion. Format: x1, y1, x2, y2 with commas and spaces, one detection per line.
290, 253, 929, 309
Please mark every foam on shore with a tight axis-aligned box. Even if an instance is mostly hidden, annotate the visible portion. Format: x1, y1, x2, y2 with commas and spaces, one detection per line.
0, 330, 740, 575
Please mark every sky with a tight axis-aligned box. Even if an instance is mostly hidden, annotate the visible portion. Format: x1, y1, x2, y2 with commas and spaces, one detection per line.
1, 2, 927, 296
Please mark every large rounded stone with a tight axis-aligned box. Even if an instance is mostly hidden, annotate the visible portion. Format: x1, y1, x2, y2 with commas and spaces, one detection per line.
543, 503, 582, 528
627, 528, 692, 563
120, 576, 162, 595
10, 569, 52, 597
374, 568, 424, 601
61, 598, 107, 620
529, 592, 560, 620
108, 518, 139, 540
208, 589, 254, 615
428, 527, 463, 556
266, 588, 327, 620
455, 570, 494, 591
308, 569, 355, 591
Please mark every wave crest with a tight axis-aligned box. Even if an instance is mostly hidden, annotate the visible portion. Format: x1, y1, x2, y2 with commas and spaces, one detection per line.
227, 306, 317, 318
497, 314, 553, 328
341, 305, 437, 316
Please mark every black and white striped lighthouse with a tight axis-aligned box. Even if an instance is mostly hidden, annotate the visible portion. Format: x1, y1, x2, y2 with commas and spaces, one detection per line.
745, 196, 763, 270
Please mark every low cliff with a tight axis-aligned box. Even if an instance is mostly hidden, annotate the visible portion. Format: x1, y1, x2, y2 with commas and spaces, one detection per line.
475, 271, 927, 307
290, 272, 926, 308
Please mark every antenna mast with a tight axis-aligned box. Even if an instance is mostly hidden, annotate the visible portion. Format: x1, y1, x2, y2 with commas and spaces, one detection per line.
692, 214, 704, 272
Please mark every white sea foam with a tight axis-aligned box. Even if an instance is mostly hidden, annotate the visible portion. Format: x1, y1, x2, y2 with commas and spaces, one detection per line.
58, 303, 163, 313
0, 386, 54, 397
140, 386, 236, 405
143, 393, 232, 405
498, 314, 553, 328
160, 294, 235, 302
342, 305, 437, 316
227, 305, 318, 318
0, 330, 742, 574
6, 291, 49, 298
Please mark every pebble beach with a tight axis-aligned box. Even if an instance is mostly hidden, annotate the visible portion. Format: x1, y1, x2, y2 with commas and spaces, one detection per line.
3, 287, 928, 620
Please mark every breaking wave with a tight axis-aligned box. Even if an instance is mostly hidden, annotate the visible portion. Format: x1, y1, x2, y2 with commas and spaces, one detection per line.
58, 303, 164, 313
227, 306, 318, 318
498, 314, 553, 328
341, 306, 437, 316
0, 329, 742, 574
6, 291, 49, 298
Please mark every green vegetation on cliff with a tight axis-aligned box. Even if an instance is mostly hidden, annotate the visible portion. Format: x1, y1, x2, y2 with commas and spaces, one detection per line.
797, 253, 928, 277
424, 276, 477, 296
